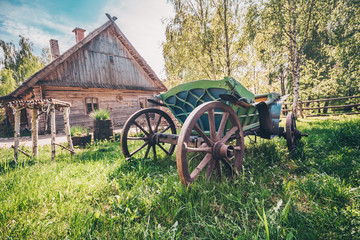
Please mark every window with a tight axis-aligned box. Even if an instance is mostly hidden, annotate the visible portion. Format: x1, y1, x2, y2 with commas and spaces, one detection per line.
86, 98, 99, 114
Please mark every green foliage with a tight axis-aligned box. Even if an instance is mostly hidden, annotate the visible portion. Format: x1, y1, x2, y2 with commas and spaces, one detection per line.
163, 0, 246, 84
0, 35, 50, 97
1, 116, 360, 238
90, 109, 111, 121
70, 126, 90, 137
0, 68, 17, 96
164, 0, 360, 101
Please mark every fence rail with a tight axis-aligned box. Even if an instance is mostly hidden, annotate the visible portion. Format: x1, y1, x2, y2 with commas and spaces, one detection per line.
281, 95, 360, 117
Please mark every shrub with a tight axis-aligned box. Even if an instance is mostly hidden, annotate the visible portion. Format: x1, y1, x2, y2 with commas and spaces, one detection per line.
70, 126, 90, 137
90, 109, 111, 121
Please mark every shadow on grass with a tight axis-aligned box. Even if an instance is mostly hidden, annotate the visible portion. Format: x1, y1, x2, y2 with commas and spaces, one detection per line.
0, 160, 38, 174
109, 154, 176, 181
75, 140, 123, 163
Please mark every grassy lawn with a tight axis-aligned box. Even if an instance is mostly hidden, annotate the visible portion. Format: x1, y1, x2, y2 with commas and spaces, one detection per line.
1, 115, 360, 239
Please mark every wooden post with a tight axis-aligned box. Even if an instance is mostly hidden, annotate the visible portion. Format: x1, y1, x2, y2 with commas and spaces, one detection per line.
299, 101, 304, 118
13, 108, 21, 162
63, 107, 74, 155
50, 105, 56, 162
32, 108, 39, 157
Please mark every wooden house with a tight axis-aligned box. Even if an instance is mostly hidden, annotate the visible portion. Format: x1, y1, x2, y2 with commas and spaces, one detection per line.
0, 15, 167, 133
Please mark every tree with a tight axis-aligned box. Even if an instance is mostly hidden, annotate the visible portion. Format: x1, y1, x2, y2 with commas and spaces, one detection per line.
163, 0, 246, 85
258, 0, 320, 116
0, 68, 16, 96
0, 35, 50, 97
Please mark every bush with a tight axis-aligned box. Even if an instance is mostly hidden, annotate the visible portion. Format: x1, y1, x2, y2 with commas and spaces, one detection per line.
90, 109, 111, 121
70, 126, 90, 137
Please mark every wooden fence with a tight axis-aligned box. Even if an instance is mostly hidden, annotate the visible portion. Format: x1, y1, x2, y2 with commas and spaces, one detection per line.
281, 95, 360, 118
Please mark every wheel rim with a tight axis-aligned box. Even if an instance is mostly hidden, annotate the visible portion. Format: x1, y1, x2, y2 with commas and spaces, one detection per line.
176, 101, 245, 186
121, 108, 176, 160
286, 112, 297, 151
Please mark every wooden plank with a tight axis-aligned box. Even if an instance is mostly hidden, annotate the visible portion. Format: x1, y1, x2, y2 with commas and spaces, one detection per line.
302, 103, 360, 110
305, 112, 360, 117
283, 95, 360, 105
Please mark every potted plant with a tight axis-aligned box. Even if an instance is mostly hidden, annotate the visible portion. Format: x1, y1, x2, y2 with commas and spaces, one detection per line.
70, 126, 91, 147
90, 109, 113, 141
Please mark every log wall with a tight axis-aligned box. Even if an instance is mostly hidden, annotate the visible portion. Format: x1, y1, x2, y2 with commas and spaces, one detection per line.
2, 23, 165, 134
38, 86, 157, 132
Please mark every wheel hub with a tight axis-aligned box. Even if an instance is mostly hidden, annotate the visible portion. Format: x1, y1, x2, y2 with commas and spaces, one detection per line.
212, 141, 234, 160
147, 134, 156, 145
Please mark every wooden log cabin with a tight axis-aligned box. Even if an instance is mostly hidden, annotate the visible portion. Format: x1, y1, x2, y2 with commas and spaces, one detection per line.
0, 15, 167, 133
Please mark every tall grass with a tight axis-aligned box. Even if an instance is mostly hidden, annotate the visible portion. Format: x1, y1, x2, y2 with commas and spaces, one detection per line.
90, 109, 111, 121
70, 126, 90, 137
0, 115, 359, 239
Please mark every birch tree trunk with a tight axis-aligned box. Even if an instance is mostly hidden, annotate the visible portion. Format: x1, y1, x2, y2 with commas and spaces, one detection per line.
288, 0, 299, 117
32, 108, 38, 157
63, 107, 74, 154
50, 105, 56, 162
13, 109, 21, 162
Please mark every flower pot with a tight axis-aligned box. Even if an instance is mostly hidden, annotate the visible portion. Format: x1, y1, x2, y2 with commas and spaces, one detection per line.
94, 119, 113, 141
72, 135, 91, 148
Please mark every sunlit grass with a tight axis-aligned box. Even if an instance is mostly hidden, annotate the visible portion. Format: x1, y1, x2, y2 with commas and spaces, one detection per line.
0, 115, 359, 239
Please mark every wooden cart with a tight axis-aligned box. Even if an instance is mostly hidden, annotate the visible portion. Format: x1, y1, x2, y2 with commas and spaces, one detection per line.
121, 77, 307, 186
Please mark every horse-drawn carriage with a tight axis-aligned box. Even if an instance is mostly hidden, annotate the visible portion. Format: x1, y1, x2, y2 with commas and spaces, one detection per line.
121, 77, 306, 186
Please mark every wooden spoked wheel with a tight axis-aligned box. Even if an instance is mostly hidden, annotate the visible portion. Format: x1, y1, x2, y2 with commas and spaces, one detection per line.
286, 112, 298, 151
121, 108, 176, 160
176, 101, 245, 186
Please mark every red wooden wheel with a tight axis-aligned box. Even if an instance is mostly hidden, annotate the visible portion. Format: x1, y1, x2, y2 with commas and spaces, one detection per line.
176, 101, 245, 186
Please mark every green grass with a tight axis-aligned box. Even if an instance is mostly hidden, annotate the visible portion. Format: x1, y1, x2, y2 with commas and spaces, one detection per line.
90, 109, 111, 121
70, 126, 90, 137
1, 115, 360, 239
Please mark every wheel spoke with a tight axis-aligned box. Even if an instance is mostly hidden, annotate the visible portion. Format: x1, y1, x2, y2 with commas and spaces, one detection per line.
220, 157, 237, 174
190, 153, 213, 180
234, 146, 242, 151
216, 112, 229, 140
221, 126, 238, 143
144, 144, 151, 159
157, 143, 169, 155
208, 108, 216, 141
127, 136, 148, 140
160, 125, 171, 133
194, 123, 213, 146
130, 142, 148, 157
133, 121, 150, 137
154, 115, 163, 133
145, 113, 153, 133
206, 158, 216, 180
184, 143, 212, 153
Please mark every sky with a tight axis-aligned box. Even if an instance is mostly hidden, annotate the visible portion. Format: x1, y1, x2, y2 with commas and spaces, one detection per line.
0, 0, 174, 79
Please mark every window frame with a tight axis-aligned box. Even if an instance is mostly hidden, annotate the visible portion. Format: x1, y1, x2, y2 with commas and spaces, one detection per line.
85, 97, 99, 114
